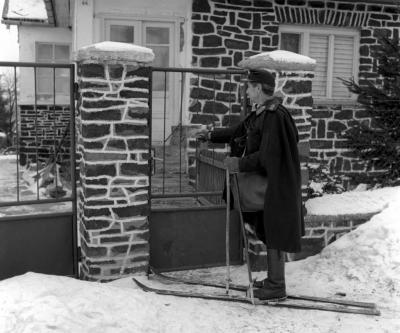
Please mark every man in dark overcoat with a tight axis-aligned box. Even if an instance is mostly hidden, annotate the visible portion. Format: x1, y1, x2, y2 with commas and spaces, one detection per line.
198, 69, 304, 300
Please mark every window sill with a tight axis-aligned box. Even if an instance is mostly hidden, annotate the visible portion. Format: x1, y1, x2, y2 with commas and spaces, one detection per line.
313, 99, 358, 106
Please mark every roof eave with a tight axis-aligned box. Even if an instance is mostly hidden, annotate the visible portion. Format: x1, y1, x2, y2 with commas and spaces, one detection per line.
1, 17, 52, 26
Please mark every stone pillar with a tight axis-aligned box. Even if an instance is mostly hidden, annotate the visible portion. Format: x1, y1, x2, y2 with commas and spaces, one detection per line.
239, 50, 315, 200
75, 42, 154, 281
239, 50, 315, 267
275, 69, 313, 201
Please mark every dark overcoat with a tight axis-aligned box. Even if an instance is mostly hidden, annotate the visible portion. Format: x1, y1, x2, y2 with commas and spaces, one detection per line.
210, 98, 304, 253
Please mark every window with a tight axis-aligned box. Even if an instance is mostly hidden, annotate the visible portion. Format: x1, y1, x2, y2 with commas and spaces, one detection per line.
105, 20, 174, 92
280, 26, 359, 101
36, 43, 70, 102
144, 24, 171, 91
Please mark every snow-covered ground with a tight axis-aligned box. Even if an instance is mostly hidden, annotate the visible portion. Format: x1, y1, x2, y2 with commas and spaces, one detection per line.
305, 185, 399, 216
0, 186, 399, 332
0, 155, 71, 216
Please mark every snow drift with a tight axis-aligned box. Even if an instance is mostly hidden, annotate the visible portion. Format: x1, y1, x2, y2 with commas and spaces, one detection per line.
289, 189, 400, 302
0, 187, 399, 332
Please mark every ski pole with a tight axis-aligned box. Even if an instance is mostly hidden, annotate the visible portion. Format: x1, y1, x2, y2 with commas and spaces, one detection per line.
225, 168, 231, 295
231, 173, 255, 305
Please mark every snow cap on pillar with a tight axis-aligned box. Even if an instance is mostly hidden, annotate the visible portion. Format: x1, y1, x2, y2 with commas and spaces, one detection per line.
238, 50, 316, 71
75, 41, 155, 63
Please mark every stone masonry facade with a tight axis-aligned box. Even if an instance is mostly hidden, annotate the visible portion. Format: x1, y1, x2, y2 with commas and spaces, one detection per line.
19, 104, 71, 166
76, 44, 153, 281
191, 0, 400, 178
190, 0, 400, 263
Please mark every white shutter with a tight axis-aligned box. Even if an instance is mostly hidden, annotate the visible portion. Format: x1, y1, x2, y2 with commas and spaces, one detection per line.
333, 36, 354, 99
309, 34, 329, 98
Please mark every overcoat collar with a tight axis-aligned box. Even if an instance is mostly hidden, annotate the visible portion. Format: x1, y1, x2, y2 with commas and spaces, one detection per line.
263, 97, 282, 112
254, 97, 282, 116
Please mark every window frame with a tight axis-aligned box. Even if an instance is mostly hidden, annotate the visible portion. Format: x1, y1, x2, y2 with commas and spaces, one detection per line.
100, 14, 185, 127
142, 21, 174, 94
35, 42, 71, 101
279, 25, 360, 104
103, 18, 176, 96
105, 20, 141, 44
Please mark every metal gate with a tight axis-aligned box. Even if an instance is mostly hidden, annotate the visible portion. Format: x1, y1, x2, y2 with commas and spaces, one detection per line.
0, 62, 78, 280
148, 67, 247, 271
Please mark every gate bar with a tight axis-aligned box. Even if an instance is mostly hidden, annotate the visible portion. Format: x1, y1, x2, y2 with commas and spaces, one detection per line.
162, 72, 167, 194
14, 66, 20, 202
69, 64, 78, 277
0, 61, 73, 68
148, 68, 153, 207
179, 71, 184, 192
34, 66, 39, 199
0, 197, 75, 207
0, 211, 73, 223
53, 67, 58, 191
151, 67, 246, 74
151, 191, 222, 199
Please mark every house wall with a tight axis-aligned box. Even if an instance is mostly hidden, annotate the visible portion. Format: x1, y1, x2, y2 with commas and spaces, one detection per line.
18, 26, 72, 105
72, 0, 94, 52
18, 104, 71, 166
85, 0, 194, 139
190, 0, 400, 259
17, 26, 73, 166
91, 0, 192, 67
190, 0, 400, 179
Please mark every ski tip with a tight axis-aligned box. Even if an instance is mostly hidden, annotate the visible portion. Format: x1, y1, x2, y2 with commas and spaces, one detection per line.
372, 308, 381, 316
335, 292, 347, 297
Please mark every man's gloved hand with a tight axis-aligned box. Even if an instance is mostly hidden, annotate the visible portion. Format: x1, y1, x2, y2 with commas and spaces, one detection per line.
195, 124, 213, 142
195, 129, 209, 142
223, 157, 240, 173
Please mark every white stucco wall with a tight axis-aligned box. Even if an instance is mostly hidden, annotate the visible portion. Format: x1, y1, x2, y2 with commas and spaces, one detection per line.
74, 0, 192, 67
17, 0, 194, 138
73, 0, 94, 53
93, 0, 192, 67
19, 26, 72, 104
88, 0, 193, 136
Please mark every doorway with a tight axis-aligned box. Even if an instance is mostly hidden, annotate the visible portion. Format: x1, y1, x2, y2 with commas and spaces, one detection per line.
105, 19, 176, 143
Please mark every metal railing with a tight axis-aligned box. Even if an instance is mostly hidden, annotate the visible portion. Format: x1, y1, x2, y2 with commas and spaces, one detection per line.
0, 61, 76, 209
196, 149, 227, 205
148, 66, 247, 205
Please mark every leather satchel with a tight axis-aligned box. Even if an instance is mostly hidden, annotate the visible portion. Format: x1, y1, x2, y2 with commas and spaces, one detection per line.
235, 171, 268, 212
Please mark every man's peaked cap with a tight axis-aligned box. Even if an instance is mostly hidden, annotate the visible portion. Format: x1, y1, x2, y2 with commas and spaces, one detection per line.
247, 69, 275, 89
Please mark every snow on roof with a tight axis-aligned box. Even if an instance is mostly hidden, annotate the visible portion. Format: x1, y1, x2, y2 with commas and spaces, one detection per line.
76, 41, 155, 64
4, 0, 48, 22
238, 50, 317, 71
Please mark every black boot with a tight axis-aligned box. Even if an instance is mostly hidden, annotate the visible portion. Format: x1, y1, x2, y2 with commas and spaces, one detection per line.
253, 249, 286, 301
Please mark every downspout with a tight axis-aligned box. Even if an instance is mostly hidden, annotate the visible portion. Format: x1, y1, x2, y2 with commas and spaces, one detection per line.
49, 0, 57, 27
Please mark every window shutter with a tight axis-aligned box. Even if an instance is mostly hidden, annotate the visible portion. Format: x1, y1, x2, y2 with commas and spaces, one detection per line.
309, 34, 329, 98
332, 36, 354, 99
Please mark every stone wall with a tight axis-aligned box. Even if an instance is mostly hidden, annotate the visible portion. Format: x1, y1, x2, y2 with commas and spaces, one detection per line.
191, 0, 400, 178
75, 42, 154, 281
189, 0, 400, 264
186, 70, 245, 183
309, 104, 372, 175
19, 104, 71, 165
190, 0, 278, 132
290, 212, 379, 260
